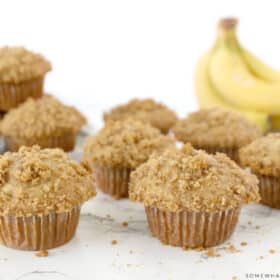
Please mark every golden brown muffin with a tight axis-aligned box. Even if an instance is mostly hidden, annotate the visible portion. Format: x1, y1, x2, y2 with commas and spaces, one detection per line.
83, 119, 175, 198
173, 108, 262, 162
0, 47, 51, 111
103, 98, 178, 134
0, 145, 96, 250
129, 144, 259, 249
0, 95, 86, 152
239, 133, 280, 208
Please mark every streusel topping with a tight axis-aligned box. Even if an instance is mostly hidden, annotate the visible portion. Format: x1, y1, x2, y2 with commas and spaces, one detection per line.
83, 119, 175, 169
103, 98, 178, 133
129, 144, 259, 212
0, 95, 86, 139
0, 47, 51, 83
239, 133, 280, 177
0, 146, 96, 216
173, 108, 262, 148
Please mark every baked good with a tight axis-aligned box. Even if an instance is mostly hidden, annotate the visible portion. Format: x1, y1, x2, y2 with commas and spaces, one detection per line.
239, 133, 280, 208
0, 95, 86, 151
173, 108, 262, 162
129, 144, 259, 248
104, 98, 177, 134
0, 46, 51, 111
0, 145, 96, 250
83, 119, 175, 198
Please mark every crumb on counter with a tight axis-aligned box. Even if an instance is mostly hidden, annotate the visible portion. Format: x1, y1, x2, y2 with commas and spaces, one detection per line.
111, 240, 118, 245
269, 249, 276, 254
122, 221, 128, 227
35, 250, 49, 257
240, 242, 248, 246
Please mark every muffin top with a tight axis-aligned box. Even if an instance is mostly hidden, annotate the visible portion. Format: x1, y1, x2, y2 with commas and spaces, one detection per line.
103, 98, 178, 133
129, 144, 259, 212
0, 95, 86, 139
83, 119, 175, 169
239, 133, 280, 177
173, 108, 262, 148
0, 146, 96, 216
0, 47, 51, 83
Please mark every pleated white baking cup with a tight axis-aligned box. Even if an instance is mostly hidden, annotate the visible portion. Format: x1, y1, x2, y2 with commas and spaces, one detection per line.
145, 206, 240, 248
0, 206, 80, 250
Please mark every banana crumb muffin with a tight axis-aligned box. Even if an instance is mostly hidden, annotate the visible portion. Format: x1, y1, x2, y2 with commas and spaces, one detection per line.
83, 119, 175, 198
0, 145, 96, 250
0, 95, 86, 151
103, 98, 178, 134
172, 108, 262, 162
239, 133, 280, 208
0, 46, 51, 111
129, 144, 259, 248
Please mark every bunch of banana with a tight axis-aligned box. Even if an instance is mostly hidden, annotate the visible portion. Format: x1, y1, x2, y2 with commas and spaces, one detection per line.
194, 18, 280, 132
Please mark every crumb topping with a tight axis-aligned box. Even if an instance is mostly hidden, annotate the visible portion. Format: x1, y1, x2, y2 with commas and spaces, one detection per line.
0, 47, 51, 83
103, 98, 178, 133
129, 144, 259, 212
0, 146, 96, 216
173, 108, 262, 148
239, 133, 280, 177
0, 95, 86, 139
83, 119, 175, 169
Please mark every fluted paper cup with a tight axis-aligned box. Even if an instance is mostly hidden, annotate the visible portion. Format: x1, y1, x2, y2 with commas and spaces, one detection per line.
94, 165, 131, 198
145, 206, 240, 248
5, 132, 76, 152
258, 174, 280, 208
0, 77, 44, 111
0, 206, 80, 250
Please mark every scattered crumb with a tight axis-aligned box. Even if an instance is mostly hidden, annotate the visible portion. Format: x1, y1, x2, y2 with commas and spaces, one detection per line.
240, 242, 248, 246
206, 248, 220, 257
269, 249, 276, 254
111, 240, 118, 245
122, 221, 128, 227
227, 245, 240, 253
247, 221, 252, 225
255, 225, 260, 229
232, 276, 238, 280
35, 250, 48, 257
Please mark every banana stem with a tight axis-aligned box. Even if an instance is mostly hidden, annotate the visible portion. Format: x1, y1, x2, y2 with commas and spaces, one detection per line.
218, 18, 238, 30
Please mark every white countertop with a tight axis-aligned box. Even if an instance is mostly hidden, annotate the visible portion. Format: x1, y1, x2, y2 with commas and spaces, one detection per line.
0, 115, 280, 280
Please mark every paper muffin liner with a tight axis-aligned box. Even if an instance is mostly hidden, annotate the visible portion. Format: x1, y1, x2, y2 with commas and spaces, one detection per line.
145, 206, 240, 248
196, 145, 239, 163
4, 132, 76, 152
0, 206, 80, 251
258, 174, 280, 208
94, 165, 131, 198
0, 77, 44, 111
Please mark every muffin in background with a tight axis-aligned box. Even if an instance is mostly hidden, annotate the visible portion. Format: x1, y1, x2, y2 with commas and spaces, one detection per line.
103, 98, 178, 134
0, 145, 96, 250
239, 133, 280, 208
129, 144, 259, 249
0, 47, 51, 111
0, 95, 86, 152
83, 119, 175, 198
172, 108, 262, 162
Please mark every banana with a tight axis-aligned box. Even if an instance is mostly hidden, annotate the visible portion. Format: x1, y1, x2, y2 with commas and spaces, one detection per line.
209, 30, 280, 115
194, 51, 270, 132
241, 49, 280, 83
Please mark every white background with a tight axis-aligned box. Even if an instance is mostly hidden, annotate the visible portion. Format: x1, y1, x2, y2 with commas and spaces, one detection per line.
1, 1, 280, 280
1, 0, 280, 123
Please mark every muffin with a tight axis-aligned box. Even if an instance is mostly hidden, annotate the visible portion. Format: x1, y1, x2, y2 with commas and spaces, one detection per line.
83, 119, 175, 198
0, 47, 51, 111
129, 144, 259, 249
0, 145, 95, 250
0, 95, 86, 152
172, 108, 262, 162
103, 98, 178, 134
239, 133, 280, 208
